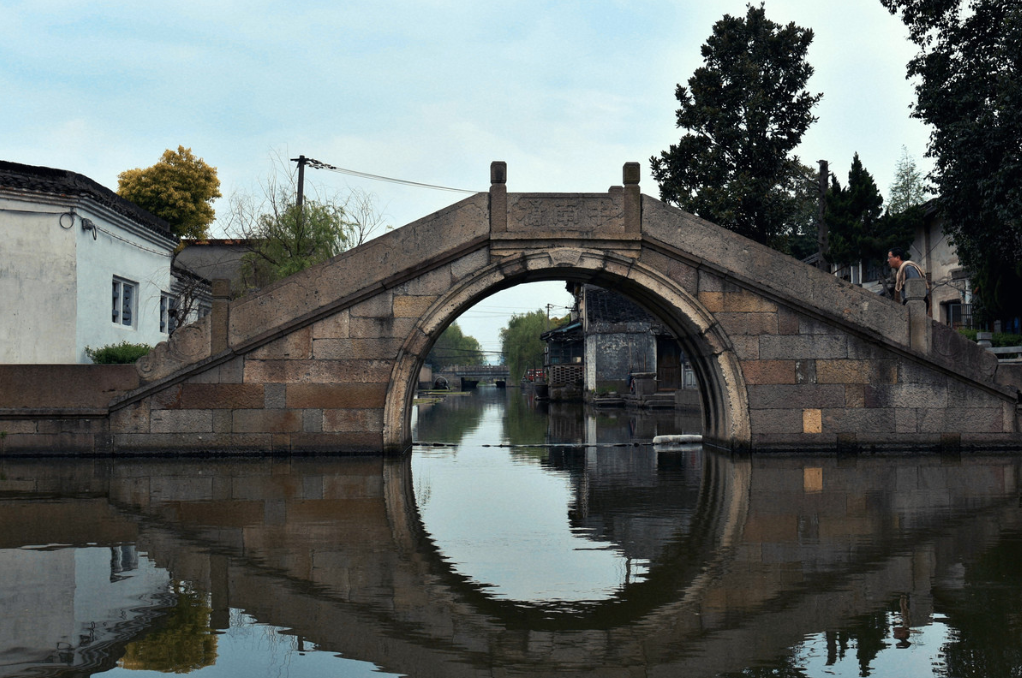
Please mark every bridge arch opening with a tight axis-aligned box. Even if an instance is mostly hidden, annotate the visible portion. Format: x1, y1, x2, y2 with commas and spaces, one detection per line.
383, 249, 751, 454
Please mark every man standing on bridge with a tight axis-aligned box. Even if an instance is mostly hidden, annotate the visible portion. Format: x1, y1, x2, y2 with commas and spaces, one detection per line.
889, 246, 930, 313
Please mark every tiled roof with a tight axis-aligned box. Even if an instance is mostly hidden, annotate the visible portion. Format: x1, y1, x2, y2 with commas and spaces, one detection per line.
584, 285, 654, 325
0, 159, 174, 238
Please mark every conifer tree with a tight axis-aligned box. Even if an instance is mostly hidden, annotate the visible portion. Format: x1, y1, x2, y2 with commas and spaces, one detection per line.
826, 154, 916, 272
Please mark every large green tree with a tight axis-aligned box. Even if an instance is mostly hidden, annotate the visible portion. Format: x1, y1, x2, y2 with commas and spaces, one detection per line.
426, 322, 484, 371
500, 310, 548, 382
881, 0, 1022, 317
650, 3, 822, 249
117, 146, 221, 239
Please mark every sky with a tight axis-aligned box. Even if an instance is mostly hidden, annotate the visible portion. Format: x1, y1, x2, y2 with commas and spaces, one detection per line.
1, 0, 931, 359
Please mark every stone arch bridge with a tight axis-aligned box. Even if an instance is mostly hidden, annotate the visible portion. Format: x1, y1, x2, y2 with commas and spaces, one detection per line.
2, 162, 1019, 454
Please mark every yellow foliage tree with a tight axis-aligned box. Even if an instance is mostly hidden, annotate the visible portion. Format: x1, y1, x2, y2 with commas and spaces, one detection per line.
118, 146, 222, 240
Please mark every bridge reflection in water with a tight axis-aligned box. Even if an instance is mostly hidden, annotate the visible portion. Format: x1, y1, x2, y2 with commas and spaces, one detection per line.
1, 392, 1021, 676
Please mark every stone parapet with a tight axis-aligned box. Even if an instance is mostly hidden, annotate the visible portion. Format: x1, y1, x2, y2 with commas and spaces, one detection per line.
2, 166, 1019, 456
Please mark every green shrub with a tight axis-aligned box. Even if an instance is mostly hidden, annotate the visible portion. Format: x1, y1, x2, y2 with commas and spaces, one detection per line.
956, 329, 1021, 347
993, 332, 1022, 347
85, 341, 152, 364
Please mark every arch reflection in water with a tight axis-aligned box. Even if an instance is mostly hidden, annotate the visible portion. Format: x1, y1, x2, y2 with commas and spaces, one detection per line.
412, 388, 707, 606
1, 414, 1021, 676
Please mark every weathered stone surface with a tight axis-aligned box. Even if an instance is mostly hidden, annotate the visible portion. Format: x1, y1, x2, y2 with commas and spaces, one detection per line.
844, 385, 865, 408
0, 365, 138, 409
777, 307, 800, 335
286, 384, 388, 409
816, 360, 871, 384
638, 249, 699, 293
803, 409, 823, 433
798, 317, 843, 335
212, 409, 232, 433
822, 408, 896, 434
36, 418, 106, 435
948, 380, 1004, 409
289, 431, 384, 453
450, 248, 489, 282
7, 187, 1021, 455
0, 420, 37, 434
716, 312, 778, 336
393, 295, 437, 318
232, 409, 303, 433
109, 401, 150, 434
795, 360, 817, 384
303, 409, 323, 433
244, 359, 393, 384
248, 328, 312, 360
136, 320, 212, 383
312, 311, 350, 339
940, 407, 1003, 433
350, 292, 394, 318
312, 338, 404, 361
2, 433, 97, 453
896, 408, 918, 434
748, 385, 845, 409
760, 335, 847, 360
506, 193, 625, 233
393, 266, 451, 296
742, 361, 796, 385
323, 409, 384, 432
729, 336, 760, 361
151, 410, 213, 434
865, 383, 948, 409
112, 432, 272, 451
698, 291, 723, 313
349, 316, 417, 339
264, 383, 286, 409
220, 357, 245, 384
153, 384, 266, 410
722, 290, 776, 313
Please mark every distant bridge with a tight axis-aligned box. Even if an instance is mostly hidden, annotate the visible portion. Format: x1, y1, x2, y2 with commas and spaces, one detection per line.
440, 365, 510, 380
2, 161, 1019, 455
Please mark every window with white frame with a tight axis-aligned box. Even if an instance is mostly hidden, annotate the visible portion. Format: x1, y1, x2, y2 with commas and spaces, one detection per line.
160, 292, 177, 334
112, 277, 138, 327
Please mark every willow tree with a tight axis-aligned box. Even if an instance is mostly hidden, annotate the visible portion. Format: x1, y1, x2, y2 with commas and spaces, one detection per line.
500, 310, 548, 382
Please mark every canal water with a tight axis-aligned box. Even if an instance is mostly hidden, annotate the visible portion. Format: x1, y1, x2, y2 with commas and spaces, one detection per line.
1, 386, 1021, 677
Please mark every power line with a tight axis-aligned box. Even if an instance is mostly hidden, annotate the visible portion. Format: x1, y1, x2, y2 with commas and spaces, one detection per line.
304, 157, 480, 194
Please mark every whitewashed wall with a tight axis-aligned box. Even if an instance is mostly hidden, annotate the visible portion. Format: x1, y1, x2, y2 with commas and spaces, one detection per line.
0, 195, 78, 362
0, 193, 176, 363
75, 202, 176, 363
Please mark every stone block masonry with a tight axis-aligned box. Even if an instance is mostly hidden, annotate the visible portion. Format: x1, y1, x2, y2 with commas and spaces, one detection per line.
2, 163, 1019, 455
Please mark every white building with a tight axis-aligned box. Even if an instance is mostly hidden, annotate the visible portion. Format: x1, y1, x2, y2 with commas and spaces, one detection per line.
0, 160, 185, 364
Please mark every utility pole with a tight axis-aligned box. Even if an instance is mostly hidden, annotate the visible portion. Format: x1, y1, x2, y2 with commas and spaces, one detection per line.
816, 159, 829, 271
291, 155, 307, 230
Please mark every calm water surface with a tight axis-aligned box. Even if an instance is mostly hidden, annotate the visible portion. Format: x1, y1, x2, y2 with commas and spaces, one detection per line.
1, 386, 1021, 677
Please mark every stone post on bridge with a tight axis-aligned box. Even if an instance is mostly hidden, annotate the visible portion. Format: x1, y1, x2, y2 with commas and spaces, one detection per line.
623, 162, 640, 234
489, 161, 507, 234
904, 278, 930, 354
211, 278, 231, 354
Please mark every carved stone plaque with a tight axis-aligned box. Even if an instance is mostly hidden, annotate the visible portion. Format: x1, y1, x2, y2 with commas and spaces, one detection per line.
507, 195, 624, 233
